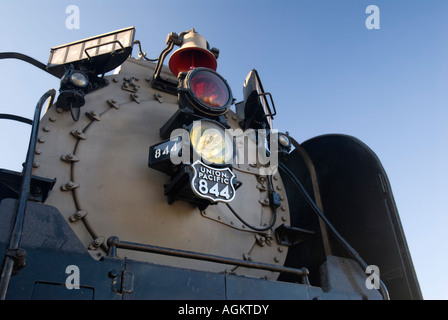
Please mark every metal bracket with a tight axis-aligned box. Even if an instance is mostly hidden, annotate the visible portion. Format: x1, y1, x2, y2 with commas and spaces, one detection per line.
130, 92, 141, 104
60, 181, 80, 191
0, 169, 56, 203
61, 153, 80, 163
121, 77, 140, 93
275, 224, 315, 247
86, 111, 101, 121
6, 248, 26, 274
70, 129, 86, 140
107, 99, 120, 109
69, 210, 88, 222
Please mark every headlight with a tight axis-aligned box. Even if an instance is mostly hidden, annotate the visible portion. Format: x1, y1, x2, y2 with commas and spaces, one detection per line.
70, 72, 89, 87
278, 133, 291, 149
190, 120, 233, 165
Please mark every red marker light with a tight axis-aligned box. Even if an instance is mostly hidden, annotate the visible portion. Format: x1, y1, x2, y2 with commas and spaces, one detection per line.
190, 70, 229, 109
178, 67, 233, 116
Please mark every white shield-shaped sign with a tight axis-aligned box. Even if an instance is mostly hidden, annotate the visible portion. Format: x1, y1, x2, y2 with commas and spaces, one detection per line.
191, 160, 236, 203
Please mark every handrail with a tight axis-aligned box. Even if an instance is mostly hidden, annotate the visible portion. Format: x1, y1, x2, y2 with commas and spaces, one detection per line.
106, 236, 310, 281
0, 89, 56, 300
0, 114, 33, 125
0, 52, 59, 78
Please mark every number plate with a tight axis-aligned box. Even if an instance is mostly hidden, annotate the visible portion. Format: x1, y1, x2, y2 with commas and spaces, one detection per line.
148, 137, 182, 174
149, 138, 180, 164
191, 160, 236, 203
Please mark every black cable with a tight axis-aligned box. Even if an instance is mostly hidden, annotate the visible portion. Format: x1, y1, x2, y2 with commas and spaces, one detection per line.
278, 162, 390, 300
69, 101, 80, 122
226, 202, 276, 232
226, 175, 278, 232
133, 40, 158, 62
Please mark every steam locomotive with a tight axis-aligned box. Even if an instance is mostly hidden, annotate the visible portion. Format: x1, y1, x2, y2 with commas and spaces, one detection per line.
0, 27, 422, 300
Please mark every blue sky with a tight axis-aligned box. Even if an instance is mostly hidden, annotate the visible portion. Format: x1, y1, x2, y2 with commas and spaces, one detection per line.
0, 0, 447, 299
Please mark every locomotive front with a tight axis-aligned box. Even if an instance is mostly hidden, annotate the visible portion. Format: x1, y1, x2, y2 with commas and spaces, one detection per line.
0, 27, 422, 300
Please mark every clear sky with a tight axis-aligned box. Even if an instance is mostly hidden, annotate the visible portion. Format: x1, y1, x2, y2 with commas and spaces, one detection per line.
0, 0, 447, 300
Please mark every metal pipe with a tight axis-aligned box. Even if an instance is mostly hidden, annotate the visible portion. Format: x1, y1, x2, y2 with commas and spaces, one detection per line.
278, 161, 390, 300
107, 236, 308, 279
0, 89, 56, 300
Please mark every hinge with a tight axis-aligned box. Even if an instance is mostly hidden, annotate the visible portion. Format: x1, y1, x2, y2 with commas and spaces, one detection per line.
109, 260, 134, 294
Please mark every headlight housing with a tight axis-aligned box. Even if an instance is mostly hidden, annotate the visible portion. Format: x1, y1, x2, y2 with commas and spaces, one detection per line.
180, 67, 233, 116
190, 120, 234, 165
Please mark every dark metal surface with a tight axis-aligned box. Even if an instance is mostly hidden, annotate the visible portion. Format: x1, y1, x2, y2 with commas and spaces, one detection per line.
0, 169, 56, 203
274, 223, 315, 247
298, 134, 422, 300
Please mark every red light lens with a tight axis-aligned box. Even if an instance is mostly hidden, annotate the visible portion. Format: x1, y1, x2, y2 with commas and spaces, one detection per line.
190, 70, 229, 109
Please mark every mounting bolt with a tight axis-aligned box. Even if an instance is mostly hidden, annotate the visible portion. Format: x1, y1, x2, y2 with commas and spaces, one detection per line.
61, 153, 80, 162
86, 111, 101, 121
108, 269, 118, 278
61, 181, 80, 191
107, 99, 119, 109
88, 236, 105, 250
71, 129, 86, 140
154, 93, 163, 103
69, 210, 88, 222
130, 93, 141, 103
